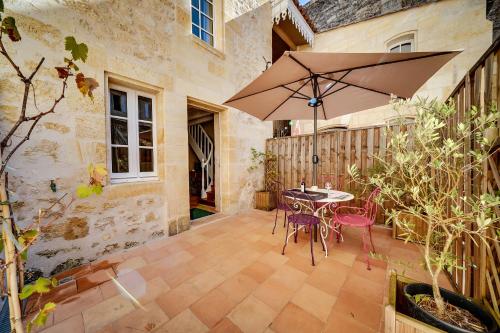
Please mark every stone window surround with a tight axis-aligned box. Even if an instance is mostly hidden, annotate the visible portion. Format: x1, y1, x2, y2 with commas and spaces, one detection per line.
105, 73, 161, 184
190, 0, 225, 57
386, 30, 418, 52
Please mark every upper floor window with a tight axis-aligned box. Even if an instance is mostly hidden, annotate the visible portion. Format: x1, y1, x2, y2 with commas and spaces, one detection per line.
387, 33, 415, 53
108, 84, 157, 182
191, 0, 214, 46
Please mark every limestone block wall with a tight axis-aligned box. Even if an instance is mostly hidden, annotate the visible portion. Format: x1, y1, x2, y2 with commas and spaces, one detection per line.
0, 0, 272, 275
296, 0, 492, 133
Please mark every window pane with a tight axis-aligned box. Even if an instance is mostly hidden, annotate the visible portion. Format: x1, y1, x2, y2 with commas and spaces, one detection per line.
110, 89, 127, 117
201, 0, 213, 17
111, 118, 128, 145
191, 0, 199, 9
138, 122, 153, 147
201, 31, 213, 45
140, 148, 154, 172
200, 15, 213, 33
112, 147, 129, 173
401, 42, 412, 52
138, 96, 153, 121
192, 24, 200, 37
389, 45, 400, 53
191, 8, 199, 26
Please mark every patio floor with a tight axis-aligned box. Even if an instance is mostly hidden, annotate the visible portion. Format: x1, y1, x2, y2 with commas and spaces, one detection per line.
32, 209, 451, 333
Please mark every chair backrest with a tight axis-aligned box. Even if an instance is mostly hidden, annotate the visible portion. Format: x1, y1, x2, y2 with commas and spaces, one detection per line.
364, 187, 381, 222
282, 189, 315, 214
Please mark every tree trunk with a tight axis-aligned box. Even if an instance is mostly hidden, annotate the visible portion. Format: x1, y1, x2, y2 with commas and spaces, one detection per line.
432, 273, 445, 316
1, 176, 24, 333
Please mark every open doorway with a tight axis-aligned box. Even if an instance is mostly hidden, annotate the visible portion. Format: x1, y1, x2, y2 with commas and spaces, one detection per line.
187, 106, 218, 221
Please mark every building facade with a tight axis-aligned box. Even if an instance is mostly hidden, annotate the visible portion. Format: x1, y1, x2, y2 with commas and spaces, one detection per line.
294, 0, 493, 133
1, 0, 274, 274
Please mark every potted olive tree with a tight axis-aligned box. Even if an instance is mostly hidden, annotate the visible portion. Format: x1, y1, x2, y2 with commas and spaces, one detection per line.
248, 148, 277, 211
349, 99, 499, 333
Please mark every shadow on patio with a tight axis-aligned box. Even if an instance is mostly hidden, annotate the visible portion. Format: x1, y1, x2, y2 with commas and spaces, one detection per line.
29, 209, 451, 333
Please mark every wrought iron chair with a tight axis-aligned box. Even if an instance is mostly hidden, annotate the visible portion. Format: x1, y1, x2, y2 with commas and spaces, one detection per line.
333, 187, 381, 270
281, 190, 322, 266
272, 180, 295, 234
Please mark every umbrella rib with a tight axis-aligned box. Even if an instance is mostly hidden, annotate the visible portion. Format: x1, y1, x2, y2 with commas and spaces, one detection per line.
262, 77, 312, 121
321, 84, 350, 99
287, 53, 313, 74
281, 85, 311, 99
320, 101, 327, 120
320, 51, 455, 76
319, 74, 393, 97
225, 76, 309, 103
319, 70, 351, 98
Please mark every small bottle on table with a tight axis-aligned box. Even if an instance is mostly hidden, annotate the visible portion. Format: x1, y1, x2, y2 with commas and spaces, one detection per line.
300, 179, 305, 193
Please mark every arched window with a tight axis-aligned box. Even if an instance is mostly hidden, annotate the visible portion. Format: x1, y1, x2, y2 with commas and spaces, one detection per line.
387, 32, 416, 53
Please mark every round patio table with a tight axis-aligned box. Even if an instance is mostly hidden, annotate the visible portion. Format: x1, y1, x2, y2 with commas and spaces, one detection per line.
283, 188, 354, 257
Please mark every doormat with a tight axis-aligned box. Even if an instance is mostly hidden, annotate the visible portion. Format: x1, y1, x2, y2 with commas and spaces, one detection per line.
190, 208, 214, 220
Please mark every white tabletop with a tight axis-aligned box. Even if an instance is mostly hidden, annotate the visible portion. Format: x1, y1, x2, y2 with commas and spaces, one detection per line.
286, 188, 354, 203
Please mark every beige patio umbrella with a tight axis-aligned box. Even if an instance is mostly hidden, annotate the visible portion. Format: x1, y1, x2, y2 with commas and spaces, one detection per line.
224, 50, 460, 185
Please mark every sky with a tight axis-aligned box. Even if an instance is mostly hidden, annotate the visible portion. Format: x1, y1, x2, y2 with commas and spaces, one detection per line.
299, 0, 310, 5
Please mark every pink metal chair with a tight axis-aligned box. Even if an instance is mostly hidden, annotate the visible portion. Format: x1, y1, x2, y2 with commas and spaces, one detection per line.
333, 187, 381, 270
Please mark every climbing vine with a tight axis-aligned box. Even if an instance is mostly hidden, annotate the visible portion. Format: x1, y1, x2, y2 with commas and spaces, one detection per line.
0, 1, 104, 332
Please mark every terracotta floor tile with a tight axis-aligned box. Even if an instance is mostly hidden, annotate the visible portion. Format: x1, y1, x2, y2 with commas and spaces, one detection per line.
209, 318, 242, 333
330, 290, 383, 331
113, 256, 147, 276
291, 283, 337, 322
191, 289, 236, 328
54, 264, 92, 282
323, 312, 377, 333
76, 268, 115, 292
270, 303, 324, 333
161, 262, 200, 288
342, 274, 385, 304
53, 287, 103, 323
240, 261, 275, 284
155, 282, 204, 318
253, 278, 295, 312
228, 296, 277, 333
217, 273, 259, 304
189, 269, 225, 294
268, 265, 308, 292
154, 250, 194, 271
258, 251, 289, 267
111, 301, 168, 333
82, 295, 135, 332
158, 309, 208, 333
285, 255, 316, 274
39, 314, 84, 333
306, 264, 349, 296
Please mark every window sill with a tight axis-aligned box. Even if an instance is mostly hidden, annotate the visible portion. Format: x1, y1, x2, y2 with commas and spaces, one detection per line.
110, 177, 160, 185
191, 35, 225, 60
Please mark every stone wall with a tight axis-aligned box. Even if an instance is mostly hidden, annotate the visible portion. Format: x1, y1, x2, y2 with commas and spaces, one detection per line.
0, 0, 272, 275
303, 0, 439, 33
295, 0, 492, 133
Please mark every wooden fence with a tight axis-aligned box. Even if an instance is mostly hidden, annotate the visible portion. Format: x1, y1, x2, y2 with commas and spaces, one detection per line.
265, 124, 412, 225
446, 37, 500, 319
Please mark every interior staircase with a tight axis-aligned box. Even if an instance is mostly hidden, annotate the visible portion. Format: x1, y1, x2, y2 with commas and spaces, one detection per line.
188, 123, 214, 200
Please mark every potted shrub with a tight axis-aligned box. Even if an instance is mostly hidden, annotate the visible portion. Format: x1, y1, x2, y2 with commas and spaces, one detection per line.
248, 148, 277, 211
349, 99, 499, 333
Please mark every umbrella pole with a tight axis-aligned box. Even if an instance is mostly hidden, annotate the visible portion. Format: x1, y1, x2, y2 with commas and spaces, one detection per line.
312, 75, 319, 186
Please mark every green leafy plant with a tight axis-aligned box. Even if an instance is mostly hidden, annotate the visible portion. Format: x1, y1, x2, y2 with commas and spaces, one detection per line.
248, 148, 277, 191
349, 98, 499, 317
0, 2, 103, 332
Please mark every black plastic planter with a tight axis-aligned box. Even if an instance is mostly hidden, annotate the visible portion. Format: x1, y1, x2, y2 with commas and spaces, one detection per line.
404, 283, 498, 333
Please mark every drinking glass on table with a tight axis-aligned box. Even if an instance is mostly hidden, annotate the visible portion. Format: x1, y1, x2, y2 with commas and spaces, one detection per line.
325, 181, 332, 197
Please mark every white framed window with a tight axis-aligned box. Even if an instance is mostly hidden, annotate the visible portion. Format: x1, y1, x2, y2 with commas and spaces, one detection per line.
107, 84, 157, 182
387, 33, 415, 53
191, 0, 214, 46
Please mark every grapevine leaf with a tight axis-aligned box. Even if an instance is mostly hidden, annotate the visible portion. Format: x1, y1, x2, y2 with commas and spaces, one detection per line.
91, 184, 103, 195
32, 302, 56, 328
0, 0, 3, 12
75, 73, 99, 100
1, 16, 21, 42
55, 67, 69, 79
23, 229, 38, 241
64, 36, 88, 62
19, 284, 35, 300
76, 184, 92, 198
33, 277, 52, 294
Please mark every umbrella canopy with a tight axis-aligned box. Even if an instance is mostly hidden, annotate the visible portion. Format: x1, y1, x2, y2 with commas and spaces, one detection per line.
224, 51, 460, 184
